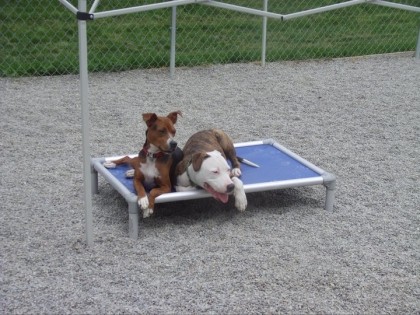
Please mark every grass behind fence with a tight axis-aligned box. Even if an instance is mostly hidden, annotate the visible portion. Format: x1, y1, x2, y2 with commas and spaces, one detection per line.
0, 0, 419, 77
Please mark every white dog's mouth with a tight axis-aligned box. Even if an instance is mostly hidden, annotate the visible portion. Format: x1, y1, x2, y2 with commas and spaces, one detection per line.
203, 183, 229, 203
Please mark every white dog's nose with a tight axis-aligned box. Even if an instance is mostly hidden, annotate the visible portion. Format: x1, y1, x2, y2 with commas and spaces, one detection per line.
226, 183, 235, 193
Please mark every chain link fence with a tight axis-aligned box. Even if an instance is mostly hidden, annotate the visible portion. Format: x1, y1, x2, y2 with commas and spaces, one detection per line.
1, 0, 419, 77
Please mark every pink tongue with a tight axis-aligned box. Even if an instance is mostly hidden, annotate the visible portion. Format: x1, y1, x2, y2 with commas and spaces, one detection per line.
204, 183, 229, 203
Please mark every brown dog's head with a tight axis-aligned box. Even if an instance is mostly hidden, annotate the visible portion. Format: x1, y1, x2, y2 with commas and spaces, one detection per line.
142, 111, 182, 152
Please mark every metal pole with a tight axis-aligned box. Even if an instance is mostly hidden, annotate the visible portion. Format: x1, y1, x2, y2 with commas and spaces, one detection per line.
170, 2, 177, 77
58, 0, 78, 14
78, 0, 94, 246
371, 0, 420, 13
89, 0, 101, 14
202, 1, 283, 20
94, 0, 202, 19
416, 24, 420, 59
261, 0, 268, 66
283, 0, 366, 20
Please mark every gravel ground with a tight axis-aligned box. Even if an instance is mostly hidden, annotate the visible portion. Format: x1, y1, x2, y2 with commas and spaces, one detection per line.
1, 52, 419, 314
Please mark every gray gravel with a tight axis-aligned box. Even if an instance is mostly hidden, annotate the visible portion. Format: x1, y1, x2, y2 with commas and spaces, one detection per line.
1, 52, 419, 314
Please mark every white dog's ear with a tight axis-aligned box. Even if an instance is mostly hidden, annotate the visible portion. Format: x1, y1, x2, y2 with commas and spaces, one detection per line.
192, 152, 209, 172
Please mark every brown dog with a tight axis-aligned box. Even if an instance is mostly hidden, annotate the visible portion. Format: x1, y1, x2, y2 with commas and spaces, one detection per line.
103, 111, 182, 218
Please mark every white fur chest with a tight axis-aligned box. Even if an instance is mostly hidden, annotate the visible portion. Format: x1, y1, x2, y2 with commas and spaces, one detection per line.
140, 159, 159, 190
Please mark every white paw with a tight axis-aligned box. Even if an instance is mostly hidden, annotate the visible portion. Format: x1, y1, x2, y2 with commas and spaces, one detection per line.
103, 161, 116, 169
232, 177, 247, 211
142, 207, 154, 218
125, 169, 135, 178
138, 196, 149, 210
235, 193, 247, 211
231, 168, 242, 177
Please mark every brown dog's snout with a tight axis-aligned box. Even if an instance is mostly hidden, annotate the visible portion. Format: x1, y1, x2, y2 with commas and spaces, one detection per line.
170, 140, 177, 150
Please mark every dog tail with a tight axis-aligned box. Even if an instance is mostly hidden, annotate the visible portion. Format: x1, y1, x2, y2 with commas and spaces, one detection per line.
237, 156, 259, 168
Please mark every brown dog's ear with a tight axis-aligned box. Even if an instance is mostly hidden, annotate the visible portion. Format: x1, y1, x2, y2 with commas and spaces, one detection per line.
167, 111, 182, 124
142, 113, 158, 127
191, 152, 209, 172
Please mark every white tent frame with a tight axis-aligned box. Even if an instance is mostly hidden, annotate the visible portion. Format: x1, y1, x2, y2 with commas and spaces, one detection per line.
58, 0, 420, 246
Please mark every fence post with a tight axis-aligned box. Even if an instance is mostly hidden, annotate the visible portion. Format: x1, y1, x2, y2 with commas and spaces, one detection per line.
170, 2, 177, 77
261, 0, 268, 66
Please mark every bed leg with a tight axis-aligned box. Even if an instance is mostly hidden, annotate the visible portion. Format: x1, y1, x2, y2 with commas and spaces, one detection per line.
128, 202, 139, 239
91, 163, 99, 194
322, 172, 336, 212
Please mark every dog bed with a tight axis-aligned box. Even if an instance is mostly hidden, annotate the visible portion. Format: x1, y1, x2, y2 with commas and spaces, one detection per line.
91, 139, 336, 239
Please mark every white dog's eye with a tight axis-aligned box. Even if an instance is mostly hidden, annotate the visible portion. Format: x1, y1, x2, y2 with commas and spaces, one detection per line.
212, 169, 219, 174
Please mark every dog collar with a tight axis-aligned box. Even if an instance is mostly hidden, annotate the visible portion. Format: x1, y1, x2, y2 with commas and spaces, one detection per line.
139, 148, 167, 160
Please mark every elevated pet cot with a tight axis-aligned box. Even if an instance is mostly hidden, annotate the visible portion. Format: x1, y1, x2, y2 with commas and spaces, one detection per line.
91, 139, 337, 239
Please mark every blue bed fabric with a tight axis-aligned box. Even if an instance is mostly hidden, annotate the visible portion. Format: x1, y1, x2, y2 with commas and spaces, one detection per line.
107, 144, 320, 194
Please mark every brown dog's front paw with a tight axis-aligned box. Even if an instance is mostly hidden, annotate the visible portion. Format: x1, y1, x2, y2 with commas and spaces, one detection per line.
138, 195, 153, 218
142, 208, 154, 218
103, 161, 116, 169
125, 169, 135, 178
138, 196, 149, 210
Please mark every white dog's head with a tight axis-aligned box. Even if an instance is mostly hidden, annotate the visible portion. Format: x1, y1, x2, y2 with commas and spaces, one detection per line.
189, 150, 235, 203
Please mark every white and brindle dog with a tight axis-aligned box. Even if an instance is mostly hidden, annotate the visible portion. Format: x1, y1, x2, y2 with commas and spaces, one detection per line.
175, 129, 247, 211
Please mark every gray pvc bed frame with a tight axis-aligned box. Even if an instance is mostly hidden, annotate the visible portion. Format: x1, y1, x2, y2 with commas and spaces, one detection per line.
91, 139, 336, 239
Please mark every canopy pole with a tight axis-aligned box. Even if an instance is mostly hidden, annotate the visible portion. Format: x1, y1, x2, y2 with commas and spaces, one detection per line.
170, 2, 177, 77
78, 0, 94, 246
89, 0, 101, 14
416, 24, 420, 59
261, 0, 268, 66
